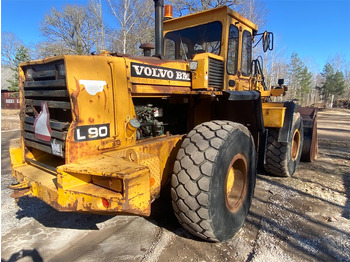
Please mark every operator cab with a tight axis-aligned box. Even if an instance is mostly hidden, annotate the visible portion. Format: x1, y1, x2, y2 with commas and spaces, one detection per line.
163, 6, 273, 91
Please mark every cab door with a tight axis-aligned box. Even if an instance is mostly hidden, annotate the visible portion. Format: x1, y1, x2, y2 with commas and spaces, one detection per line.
226, 22, 253, 91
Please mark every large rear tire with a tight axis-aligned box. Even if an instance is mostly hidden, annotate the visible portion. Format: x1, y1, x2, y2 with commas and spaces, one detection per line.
171, 121, 256, 242
264, 113, 304, 177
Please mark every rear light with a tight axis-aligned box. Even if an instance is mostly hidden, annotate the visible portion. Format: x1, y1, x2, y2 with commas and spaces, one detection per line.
150, 177, 155, 187
102, 198, 110, 208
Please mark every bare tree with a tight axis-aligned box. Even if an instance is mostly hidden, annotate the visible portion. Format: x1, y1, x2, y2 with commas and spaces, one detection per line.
263, 53, 289, 89
236, 0, 267, 28
128, 0, 154, 55
327, 54, 348, 73
107, 0, 137, 54
33, 42, 73, 59
1, 32, 24, 66
89, 0, 106, 51
39, 2, 107, 56
107, 0, 154, 55
168, 0, 242, 15
167, 0, 267, 29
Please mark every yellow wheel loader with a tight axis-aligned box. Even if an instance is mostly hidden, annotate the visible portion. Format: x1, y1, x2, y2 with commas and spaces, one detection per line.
9, 0, 317, 242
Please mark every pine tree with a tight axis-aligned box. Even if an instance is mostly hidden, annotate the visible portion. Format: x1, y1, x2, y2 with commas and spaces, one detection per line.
288, 53, 304, 99
288, 52, 312, 103
321, 63, 346, 102
7, 45, 31, 92
300, 67, 312, 94
332, 71, 346, 96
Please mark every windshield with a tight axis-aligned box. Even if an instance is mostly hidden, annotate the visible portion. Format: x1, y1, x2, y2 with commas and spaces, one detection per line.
164, 21, 222, 60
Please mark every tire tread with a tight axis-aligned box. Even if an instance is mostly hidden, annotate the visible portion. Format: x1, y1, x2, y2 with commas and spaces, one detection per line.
264, 113, 303, 177
171, 121, 250, 241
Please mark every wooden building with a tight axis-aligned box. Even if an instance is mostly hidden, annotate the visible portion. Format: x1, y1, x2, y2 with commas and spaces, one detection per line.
1, 66, 20, 109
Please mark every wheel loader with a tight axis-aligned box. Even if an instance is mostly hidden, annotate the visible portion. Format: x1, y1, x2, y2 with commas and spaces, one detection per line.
9, 0, 318, 242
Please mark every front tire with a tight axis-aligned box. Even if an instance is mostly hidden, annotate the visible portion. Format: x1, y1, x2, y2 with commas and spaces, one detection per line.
264, 113, 304, 177
171, 121, 256, 242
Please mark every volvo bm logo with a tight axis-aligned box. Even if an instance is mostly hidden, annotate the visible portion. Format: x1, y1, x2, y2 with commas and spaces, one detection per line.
131, 62, 191, 82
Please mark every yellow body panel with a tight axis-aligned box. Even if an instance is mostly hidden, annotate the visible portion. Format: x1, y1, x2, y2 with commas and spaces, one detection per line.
270, 88, 285, 96
262, 103, 286, 128
10, 134, 182, 215
9, 139, 24, 168
64, 55, 137, 163
192, 53, 224, 89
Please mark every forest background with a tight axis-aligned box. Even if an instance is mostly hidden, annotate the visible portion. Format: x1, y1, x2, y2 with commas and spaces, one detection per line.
2, 0, 350, 107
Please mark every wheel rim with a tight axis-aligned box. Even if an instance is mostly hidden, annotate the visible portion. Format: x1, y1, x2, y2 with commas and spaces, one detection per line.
225, 153, 248, 213
291, 129, 301, 161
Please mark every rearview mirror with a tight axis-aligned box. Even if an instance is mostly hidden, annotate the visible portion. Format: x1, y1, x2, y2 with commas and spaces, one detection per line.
263, 31, 274, 52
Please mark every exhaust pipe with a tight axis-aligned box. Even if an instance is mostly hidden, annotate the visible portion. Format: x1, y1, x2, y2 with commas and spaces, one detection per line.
154, 0, 164, 57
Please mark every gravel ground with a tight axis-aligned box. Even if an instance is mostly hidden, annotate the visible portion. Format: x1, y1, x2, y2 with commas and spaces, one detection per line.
1, 109, 20, 131
1, 108, 349, 262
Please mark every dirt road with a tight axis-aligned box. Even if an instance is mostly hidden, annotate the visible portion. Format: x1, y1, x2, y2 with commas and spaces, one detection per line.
1, 109, 349, 262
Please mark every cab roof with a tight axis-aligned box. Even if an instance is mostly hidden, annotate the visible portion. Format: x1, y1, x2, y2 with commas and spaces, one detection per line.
164, 5, 258, 33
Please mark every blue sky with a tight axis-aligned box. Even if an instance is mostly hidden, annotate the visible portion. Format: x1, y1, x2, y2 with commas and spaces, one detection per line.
1, 0, 350, 72
263, 0, 350, 71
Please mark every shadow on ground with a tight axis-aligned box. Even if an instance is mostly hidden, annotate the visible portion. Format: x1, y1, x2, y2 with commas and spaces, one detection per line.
15, 196, 113, 230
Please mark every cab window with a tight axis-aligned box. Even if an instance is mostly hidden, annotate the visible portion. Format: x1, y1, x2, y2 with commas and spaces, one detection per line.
164, 21, 222, 60
241, 30, 252, 76
227, 24, 239, 75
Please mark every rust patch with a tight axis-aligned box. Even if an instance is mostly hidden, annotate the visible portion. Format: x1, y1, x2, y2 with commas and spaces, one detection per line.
10, 188, 30, 199
72, 78, 81, 121
103, 89, 107, 110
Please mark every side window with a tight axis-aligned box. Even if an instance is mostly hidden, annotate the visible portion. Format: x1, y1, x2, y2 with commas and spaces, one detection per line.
165, 39, 175, 59
227, 24, 239, 75
241, 30, 252, 76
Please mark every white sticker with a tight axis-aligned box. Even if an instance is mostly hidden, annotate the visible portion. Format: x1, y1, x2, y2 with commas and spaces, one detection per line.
34, 102, 52, 142
51, 139, 63, 157
79, 80, 106, 96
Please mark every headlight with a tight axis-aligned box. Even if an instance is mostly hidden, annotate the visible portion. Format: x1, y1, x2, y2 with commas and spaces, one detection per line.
189, 61, 198, 71
26, 68, 34, 80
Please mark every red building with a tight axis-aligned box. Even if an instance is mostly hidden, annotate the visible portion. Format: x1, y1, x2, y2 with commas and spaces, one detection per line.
1, 66, 20, 109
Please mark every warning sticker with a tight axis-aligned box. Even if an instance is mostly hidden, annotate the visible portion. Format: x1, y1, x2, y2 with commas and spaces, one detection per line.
34, 102, 52, 142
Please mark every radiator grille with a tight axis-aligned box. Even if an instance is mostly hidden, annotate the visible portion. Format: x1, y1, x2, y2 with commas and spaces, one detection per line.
208, 58, 224, 89
22, 61, 71, 159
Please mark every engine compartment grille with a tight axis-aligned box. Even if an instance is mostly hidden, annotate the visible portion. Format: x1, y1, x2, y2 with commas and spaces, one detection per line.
208, 58, 224, 89
22, 60, 71, 159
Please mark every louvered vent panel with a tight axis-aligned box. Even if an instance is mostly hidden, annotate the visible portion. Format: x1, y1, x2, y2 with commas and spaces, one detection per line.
208, 58, 224, 89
